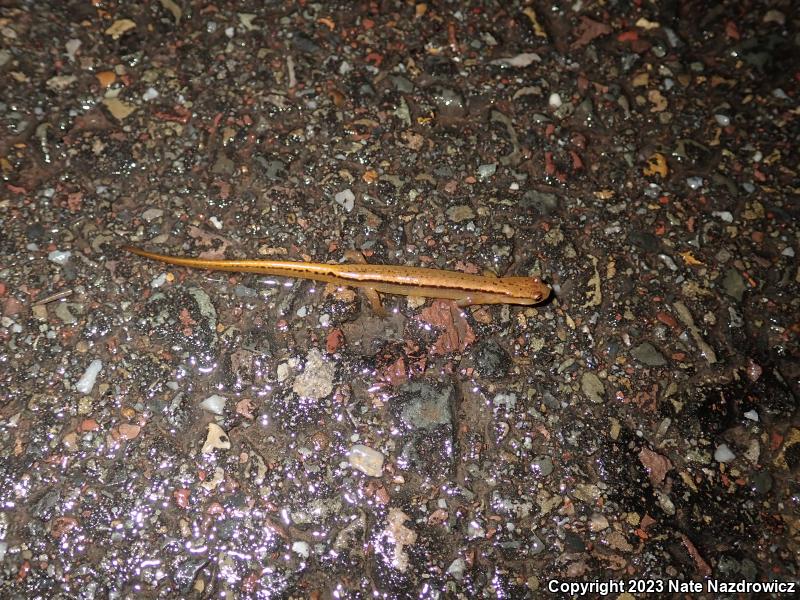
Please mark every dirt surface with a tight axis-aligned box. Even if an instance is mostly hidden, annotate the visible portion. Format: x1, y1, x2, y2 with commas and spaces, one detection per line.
1, 1, 798, 598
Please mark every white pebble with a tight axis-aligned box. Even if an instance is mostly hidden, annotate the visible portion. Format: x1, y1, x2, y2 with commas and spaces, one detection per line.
686, 176, 704, 190
199, 394, 227, 415
209, 215, 223, 229
743, 409, 759, 422
781, 246, 795, 257
714, 114, 730, 127
712, 210, 733, 223
447, 558, 466, 580
714, 444, 736, 463
141, 208, 164, 221
334, 189, 355, 212
201, 423, 231, 454
75, 359, 103, 394
548, 93, 562, 109
347, 444, 384, 477
65, 39, 81, 61
151, 273, 167, 288
48, 250, 72, 265
142, 87, 159, 101
291, 541, 310, 559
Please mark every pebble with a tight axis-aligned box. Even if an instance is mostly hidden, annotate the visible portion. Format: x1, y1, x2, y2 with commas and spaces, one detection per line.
590, 513, 610, 532
686, 176, 704, 190
749, 471, 772, 494
65, 38, 81, 61
75, 359, 103, 394
529, 533, 545, 555
712, 210, 733, 222
714, 444, 735, 463
399, 382, 452, 429
489, 52, 541, 67
580, 372, 605, 403
201, 423, 231, 454
548, 93, 562, 109
743, 409, 759, 421
292, 348, 335, 400
447, 557, 466, 580
334, 189, 355, 212
118, 423, 141, 440
142, 87, 159, 101
722, 268, 745, 301
47, 250, 72, 265
474, 340, 510, 378
477, 163, 497, 179
714, 114, 731, 127
446, 205, 475, 222
291, 541, 310, 559
631, 342, 667, 366
348, 444, 384, 477
531, 455, 554, 477
141, 208, 164, 221
763, 9, 785, 25
492, 392, 516, 411
199, 394, 227, 415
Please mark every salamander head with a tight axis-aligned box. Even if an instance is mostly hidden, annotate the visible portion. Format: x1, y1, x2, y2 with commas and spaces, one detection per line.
502, 276, 551, 305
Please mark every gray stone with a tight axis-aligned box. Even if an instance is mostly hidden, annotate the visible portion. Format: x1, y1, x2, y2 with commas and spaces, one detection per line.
631, 342, 667, 366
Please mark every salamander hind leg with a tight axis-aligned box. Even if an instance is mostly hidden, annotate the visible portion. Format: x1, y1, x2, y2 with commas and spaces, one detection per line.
362, 287, 387, 316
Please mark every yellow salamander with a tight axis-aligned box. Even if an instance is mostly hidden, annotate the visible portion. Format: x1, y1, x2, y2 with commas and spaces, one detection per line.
124, 246, 550, 308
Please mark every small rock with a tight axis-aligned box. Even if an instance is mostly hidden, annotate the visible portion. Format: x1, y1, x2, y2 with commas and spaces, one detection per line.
686, 176, 704, 190
292, 348, 335, 400
348, 444, 384, 477
291, 541, 310, 559
548, 93, 562, 108
446, 205, 475, 222
762, 10, 785, 25
531, 455, 554, 477
447, 557, 466, 580
581, 372, 605, 403
492, 392, 516, 411
477, 163, 497, 179
749, 471, 772, 494
202, 423, 231, 454
103, 98, 137, 120
48, 250, 72, 265
722, 268, 745, 301
46, 75, 77, 91
118, 423, 141, 440
199, 394, 227, 415
714, 444, 735, 463
334, 189, 355, 212
590, 513, 609, 532
75, 359, 103, 394
631, 342, 667, 366
62, 432, 79, 452
529, 533, 545, 555
474, 340, 510, 378
399, 382, 452, 429
490, 52, 541, 67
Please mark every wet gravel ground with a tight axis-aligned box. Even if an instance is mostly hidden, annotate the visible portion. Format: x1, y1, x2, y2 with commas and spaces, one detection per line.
1, 1, 799, 598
